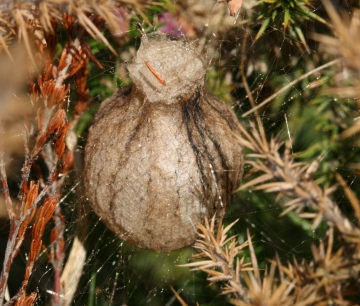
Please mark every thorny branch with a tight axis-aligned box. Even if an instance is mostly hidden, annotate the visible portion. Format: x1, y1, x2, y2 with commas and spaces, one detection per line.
180, 174, 360, 304
235, 121, 360, 243
180, 216, 252, 302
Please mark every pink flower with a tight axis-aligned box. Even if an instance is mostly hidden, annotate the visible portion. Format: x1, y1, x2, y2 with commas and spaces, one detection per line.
158, 12, 186, 38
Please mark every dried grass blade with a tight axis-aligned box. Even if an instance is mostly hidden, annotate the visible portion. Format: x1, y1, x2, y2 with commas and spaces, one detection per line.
13, 9, 37, 69
324, 184, 338, 196
335, 173, 360, 226
170, 286, 188, 306
215, 217, 224, 244
236, 173, 274, 191
242, 58, 342, 117
247, 159, 272, 173
312, 212, 324, 229
279, 204, 299, 217
222, 219, 239, 237
179, 260, 220, 269
253, 182, 294, 192
325, 227, 334, 264
77, 12, 117, 55
323, 0, 346, 31
247, 229, 260, 283
251, 125, 268, 153
293, 185, 312, 199
223, 234, 237, 246
0, 35, 13, 61
207, 275, 232, 282
297, 213, 318, 219
268, 278, 292, 304
237, 138, 256, 151
236, 122, 261, 151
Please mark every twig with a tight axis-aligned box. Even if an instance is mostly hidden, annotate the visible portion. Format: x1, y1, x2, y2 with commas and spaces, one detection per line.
335, 173, 360, 227
169, 286, 187, 306
242, 58, 342, 117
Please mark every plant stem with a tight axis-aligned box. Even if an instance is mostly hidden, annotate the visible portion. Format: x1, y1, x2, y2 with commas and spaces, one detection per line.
242, 58, 342, 117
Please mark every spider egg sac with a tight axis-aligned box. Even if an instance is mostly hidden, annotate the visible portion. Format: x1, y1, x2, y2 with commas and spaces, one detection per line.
84, 33, 244, 252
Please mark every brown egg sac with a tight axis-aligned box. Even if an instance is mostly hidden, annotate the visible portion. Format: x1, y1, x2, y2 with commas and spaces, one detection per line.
84, 33, 244, 252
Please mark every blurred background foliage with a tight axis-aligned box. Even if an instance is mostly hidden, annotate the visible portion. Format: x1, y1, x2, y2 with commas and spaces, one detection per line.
1, 0, 360, 305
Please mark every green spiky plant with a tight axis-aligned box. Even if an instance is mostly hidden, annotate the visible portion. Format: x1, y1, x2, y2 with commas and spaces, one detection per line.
254, 0, 327, 50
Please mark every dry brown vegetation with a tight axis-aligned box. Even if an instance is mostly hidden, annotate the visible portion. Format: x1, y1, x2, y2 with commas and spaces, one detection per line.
0, 1, 146, 305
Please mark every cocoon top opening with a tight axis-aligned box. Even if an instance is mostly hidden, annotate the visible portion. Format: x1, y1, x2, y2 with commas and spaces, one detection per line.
127, 32, 206, 104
